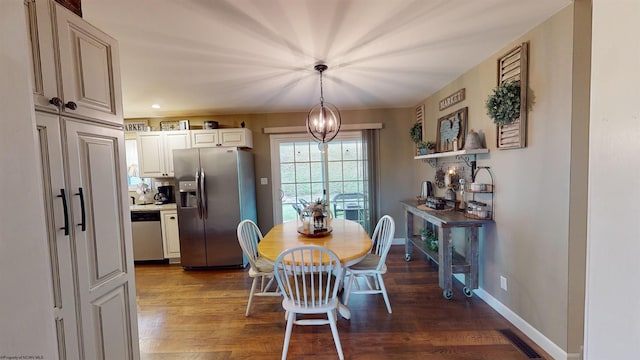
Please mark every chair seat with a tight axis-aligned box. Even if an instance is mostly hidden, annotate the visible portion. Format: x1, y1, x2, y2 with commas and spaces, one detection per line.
348, 254, 386, 273
282, 297, 339, 314
252, 257, 275, 274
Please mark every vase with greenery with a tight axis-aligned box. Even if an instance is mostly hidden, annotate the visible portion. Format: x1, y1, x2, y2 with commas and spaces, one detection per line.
425, 141, 436, 153
485, 81, 521, 126
310, 198, 328, 230
416, 141, 435, 155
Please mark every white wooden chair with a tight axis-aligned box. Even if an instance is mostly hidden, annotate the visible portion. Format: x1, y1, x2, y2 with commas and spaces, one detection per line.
236, 219, 280, 316
274, 245, 345, 360
344, 215, 395, 313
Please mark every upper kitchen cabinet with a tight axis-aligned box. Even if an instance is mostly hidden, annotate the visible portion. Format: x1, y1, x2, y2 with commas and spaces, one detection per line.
190, 129, 219, 148
25, 0, 123, 125
191, 128, 253, 148
137, 131, 191, 178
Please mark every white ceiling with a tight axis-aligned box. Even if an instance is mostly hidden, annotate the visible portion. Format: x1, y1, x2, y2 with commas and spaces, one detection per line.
81, 0, 572, 119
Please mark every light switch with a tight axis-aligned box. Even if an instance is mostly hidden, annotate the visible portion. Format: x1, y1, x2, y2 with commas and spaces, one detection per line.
260, 177, 268, 185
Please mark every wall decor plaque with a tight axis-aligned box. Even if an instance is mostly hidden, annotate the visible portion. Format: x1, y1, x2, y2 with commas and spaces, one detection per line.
124, 121, 148, 132
160, 121, 181, 131
436, 107, 468, 153
439, 88, 465, 111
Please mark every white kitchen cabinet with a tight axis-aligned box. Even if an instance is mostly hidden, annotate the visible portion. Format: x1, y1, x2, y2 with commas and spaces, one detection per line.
191, 129, 220, 148
161, 210, 181, 259
36, 113, 140, 359
25, 0, 123, 124
191, 128, 253, 148
137, 131, 191, 177
28, 2, 140, 358
220, 128, 253, 148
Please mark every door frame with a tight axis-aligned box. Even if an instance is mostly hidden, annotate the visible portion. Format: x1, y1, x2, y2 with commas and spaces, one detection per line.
269, 131, 365, 225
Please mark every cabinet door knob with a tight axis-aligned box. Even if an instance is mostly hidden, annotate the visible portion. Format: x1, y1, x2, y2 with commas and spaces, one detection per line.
65, 101, 78, 110
169, 216, 176, 220
49, 97, 63, 107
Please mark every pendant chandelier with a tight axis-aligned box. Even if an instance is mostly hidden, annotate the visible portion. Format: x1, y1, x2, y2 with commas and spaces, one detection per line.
306, 64, 341, 143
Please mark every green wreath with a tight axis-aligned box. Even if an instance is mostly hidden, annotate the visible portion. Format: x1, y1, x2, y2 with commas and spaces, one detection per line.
409, 122, 422, 144
486, 81, 521, 126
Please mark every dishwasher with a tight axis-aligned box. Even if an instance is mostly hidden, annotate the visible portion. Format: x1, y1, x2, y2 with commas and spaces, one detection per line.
131, 211, 164, 262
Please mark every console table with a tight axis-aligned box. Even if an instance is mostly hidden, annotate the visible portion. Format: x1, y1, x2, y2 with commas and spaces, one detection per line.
401, 200, 494, 299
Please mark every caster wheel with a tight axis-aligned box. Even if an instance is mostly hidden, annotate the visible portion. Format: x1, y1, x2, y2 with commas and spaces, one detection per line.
405, 254, 411, 261
463, 287, 473, 297
443, 289, 453, 299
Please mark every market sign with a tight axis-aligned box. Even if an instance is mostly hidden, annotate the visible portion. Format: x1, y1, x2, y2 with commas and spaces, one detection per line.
439, 88, 465, 111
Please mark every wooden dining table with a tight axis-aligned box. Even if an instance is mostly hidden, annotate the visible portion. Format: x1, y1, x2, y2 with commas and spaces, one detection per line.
258, 219, 373, 266
258, 219, 373, 320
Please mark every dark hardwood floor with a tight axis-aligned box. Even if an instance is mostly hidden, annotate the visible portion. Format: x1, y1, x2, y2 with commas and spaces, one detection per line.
135, 246, 550, 359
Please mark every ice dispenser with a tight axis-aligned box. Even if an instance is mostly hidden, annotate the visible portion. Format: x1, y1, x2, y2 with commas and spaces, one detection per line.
179, 181, 198, 208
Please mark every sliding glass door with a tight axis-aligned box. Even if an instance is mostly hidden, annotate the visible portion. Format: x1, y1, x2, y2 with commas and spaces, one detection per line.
270, 132, 371, 232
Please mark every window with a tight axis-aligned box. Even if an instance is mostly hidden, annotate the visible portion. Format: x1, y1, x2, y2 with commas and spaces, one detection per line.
270, 132, 372, 232
125, 138, 150, 191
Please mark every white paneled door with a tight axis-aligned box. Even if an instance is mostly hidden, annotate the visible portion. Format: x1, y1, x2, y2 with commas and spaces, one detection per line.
37, 112, 139, 359
36, 112, 80, 360
64, 119, 139, 359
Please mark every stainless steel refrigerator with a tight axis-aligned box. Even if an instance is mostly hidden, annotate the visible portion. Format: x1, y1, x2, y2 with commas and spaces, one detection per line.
173, 147, 256, 268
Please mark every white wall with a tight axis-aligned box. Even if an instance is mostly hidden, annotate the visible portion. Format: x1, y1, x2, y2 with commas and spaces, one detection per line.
414, 6, 579, 355
0, 1, 58, 357
584, 0, 640, 358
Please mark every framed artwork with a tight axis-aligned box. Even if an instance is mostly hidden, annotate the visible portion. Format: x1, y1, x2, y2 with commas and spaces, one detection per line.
124, 121, 148, 132
436, 107, 467, 153
160, 121, 181, 131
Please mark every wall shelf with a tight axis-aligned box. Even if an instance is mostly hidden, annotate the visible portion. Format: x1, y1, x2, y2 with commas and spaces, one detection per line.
415, 148, 489, 170
414, 148, 489, 160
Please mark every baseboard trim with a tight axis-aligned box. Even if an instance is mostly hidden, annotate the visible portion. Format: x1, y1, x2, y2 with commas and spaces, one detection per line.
473, 287, 580, 360
401, 241, 581, 360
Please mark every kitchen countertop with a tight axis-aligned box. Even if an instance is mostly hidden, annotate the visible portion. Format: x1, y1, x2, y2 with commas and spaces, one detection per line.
129, 203, 177, 212
400, 200, 494, 226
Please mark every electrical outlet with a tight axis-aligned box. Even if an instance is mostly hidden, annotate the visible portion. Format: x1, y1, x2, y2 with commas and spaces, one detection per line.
500, 276, 508, 291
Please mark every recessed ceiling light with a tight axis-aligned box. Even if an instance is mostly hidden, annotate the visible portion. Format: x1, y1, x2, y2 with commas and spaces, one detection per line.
151, 104, 160, 109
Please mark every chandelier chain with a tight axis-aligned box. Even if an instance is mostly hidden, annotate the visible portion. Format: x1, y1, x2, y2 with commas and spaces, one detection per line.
319, 70, 325, 105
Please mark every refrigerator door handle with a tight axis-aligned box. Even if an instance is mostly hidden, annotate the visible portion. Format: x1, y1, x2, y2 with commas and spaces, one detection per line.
201, 168, 208, 219
196, 169, 203, 219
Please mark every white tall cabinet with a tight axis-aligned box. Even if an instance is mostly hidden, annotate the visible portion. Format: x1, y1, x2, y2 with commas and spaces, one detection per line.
26, 1, 139, 359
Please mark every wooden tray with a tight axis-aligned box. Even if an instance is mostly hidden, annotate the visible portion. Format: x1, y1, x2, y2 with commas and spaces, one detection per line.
417, 204, 455, 212
297, 226, 333, 238
464, 213, 491, 220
